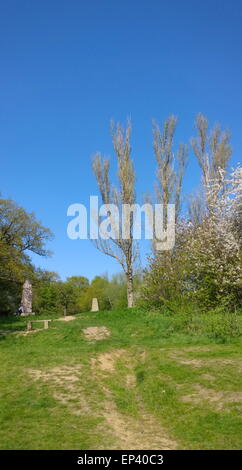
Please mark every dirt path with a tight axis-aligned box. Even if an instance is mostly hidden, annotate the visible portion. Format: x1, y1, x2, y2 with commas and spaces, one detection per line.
15, 318, 179, 448
102, 397, 177, 450
90, 348, 178, 449
27, 341, 178, 449
56, 315, 76, 322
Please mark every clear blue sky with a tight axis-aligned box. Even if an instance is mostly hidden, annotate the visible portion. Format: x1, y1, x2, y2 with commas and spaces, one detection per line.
1, 0, 242, 281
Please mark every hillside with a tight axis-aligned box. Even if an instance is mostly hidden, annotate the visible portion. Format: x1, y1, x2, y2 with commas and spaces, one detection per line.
0, 308, 242, 450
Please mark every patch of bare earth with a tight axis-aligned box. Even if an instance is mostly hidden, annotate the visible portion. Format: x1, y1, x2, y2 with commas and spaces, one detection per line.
126, 374, 136, 388
168, 348, 242, 372
56, 316, 76, 322
0, 329, 42, 336
102, 399, 177, 450
91, 349, 126, 372
0, 329, 19, 335
139, 350, 147, 362
200, 373, 216, 382
169, 353, 204, 367
181, 384, 242, 412
174, 346, 212, 352
27, 365, 90, 414
18, 329, 44, 336
83, 326, 110, 342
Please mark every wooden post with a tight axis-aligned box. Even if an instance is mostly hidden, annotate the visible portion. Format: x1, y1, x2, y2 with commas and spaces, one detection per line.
27, 321, 32, 331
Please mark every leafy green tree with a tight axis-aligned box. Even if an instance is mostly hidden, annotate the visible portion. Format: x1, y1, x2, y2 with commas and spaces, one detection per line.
0, 197, 53, 314
32, 270, 60, 315
79, 276, 110, 311
142, 116, 241, 312
0, 197, 52, 258
33, 282, 60, 315
66, 276, 89, 290
56, 281, 76, 316
66, 276, 89, 313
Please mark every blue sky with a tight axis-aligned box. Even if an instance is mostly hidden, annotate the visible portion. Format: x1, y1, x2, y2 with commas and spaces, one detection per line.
1, 0, 242, 281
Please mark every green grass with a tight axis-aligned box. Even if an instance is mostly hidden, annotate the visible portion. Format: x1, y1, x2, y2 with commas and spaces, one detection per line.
0, 308, 241, 449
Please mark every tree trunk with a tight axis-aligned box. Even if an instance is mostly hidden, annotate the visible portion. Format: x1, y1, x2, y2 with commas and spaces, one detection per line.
63, 306, 67, 316
126, 271, 134, 308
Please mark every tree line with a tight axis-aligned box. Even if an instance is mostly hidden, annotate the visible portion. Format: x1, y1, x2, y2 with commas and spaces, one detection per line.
0, 113, 241, 315
92, 114, 241, 311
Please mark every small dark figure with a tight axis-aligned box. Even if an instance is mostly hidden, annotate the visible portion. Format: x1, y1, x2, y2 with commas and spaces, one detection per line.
15, 305, 24, 316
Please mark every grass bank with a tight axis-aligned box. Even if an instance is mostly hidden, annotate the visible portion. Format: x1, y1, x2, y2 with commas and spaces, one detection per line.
0, 308, 241, 449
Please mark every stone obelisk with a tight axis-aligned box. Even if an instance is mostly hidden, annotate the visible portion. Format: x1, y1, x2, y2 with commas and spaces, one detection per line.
91, 298, 99, 312
21, 279, 34, 316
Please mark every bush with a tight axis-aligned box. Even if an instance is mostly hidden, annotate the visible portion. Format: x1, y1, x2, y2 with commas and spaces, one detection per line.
206, 313, 241, 343
143, 301, 242, 342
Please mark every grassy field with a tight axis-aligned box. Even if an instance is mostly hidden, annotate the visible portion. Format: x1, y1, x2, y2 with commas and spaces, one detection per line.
0, 308, 242, 450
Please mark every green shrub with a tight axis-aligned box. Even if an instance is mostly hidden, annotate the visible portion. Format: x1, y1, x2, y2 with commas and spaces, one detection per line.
206, 313, 241, 343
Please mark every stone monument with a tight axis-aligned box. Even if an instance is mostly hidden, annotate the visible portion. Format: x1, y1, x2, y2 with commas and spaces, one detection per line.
91, 298, 99, 312
21, 279, 34, 316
